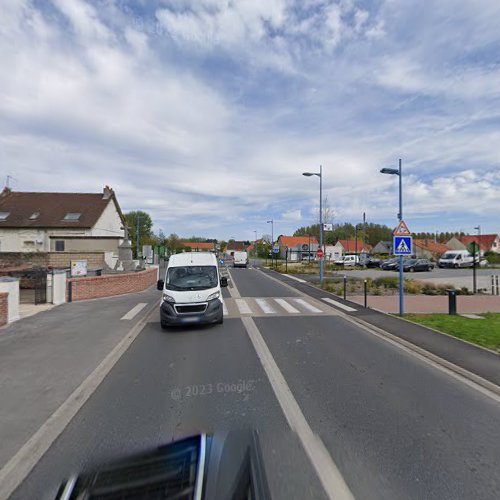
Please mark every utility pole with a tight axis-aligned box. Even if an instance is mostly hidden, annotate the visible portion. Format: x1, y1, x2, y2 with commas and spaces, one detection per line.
136, 213, 141, 260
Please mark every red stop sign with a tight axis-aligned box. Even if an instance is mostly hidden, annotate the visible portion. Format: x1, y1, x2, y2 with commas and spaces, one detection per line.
316, 248, 324, 258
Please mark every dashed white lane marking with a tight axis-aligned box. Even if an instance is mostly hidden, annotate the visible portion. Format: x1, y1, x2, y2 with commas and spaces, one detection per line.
293, 298, 323, 313
274, 298, 300, 314
120, 303, 147, 320
242, 316, 355, 500
236, 299, 252, 314
255, 298, 277, 314
321, 297, 357, 312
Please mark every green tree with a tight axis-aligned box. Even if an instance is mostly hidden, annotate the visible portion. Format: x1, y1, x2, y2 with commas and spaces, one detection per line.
125, 211, 154, 258
165, 233, 181, 254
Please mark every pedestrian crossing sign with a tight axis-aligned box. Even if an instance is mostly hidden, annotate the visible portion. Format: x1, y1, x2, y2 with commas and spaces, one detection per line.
393, 236, 412, 255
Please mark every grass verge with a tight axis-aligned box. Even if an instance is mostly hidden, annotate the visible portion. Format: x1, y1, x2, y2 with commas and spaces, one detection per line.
404, 313, 500, 352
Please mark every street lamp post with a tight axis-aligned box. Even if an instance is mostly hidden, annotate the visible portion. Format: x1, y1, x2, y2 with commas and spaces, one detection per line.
267, 220, 274, 268
381, 159, 404, 316
303, 166, 324, 282
473, 225, 481, 294
253, 230, 258, 260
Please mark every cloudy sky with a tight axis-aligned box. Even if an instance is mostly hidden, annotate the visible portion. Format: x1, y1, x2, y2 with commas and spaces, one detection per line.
1, 0, 500, 240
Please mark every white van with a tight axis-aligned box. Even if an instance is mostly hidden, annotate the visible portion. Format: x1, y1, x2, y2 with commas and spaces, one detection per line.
343, 255, 359, 267
438, 250, 474, 268
157, 252, 227, 328
233, 251, 249, 268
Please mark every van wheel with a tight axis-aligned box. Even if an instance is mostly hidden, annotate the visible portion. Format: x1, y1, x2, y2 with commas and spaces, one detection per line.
410, 267, 415, 272
454, 264, 459, 269
161, 321, 169, 330
216, 317, 224, 325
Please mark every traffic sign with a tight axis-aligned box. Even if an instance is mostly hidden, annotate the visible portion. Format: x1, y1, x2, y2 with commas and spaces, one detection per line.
273, 245, 280, 254
393, 236, 412, 255
323, 223, 333, 231
316, 248, 324, 259
393, 220, 411, 236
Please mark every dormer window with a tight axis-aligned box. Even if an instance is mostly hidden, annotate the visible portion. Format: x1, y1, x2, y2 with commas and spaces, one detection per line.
0, 212, 9, 221
29, 212, 40, 220
63, 213, 81, 221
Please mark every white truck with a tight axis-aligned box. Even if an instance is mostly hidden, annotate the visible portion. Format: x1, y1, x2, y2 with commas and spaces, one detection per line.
438, 250, 474, 268
233, 251, 249, 268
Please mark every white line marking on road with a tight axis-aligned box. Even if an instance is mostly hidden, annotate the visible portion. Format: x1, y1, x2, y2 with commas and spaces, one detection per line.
236, 299, 252, 315
274, 298, 300, 314
242, 316, 355, 500
255, 298, 277, 314
321, 297, 357, 312
293, 298, 323, 314
223, 302, 228, 316
0, 302, 159, 500
286, 275, 307, 283
120, 303, 147, 320
226, 268, 241, 299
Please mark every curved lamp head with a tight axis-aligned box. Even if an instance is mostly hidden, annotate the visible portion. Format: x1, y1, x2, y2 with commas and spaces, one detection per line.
380, 167, 400, 175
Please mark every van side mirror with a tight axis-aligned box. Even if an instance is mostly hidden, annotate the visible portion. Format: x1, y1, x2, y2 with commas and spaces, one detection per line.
220, 277, 228, 287
157, 279, 164, 290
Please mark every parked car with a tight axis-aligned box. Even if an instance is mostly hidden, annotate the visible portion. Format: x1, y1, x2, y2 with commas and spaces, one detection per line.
366, 257, 382, 268
438, 250, 474, 268
397, 258, 434, 272
381, 258, 400, 270
343, 255, 359, 267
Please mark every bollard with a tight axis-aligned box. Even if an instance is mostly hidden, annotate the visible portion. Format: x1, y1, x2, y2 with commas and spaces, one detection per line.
68, 280, 73, 303
497, 275, 499, 296
343, 275, 347, 300
447, 289, 457, 315
493, 275, 496, 296
364, 279, 367, 308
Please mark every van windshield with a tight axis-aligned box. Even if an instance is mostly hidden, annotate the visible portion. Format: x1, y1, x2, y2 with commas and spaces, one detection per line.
166, 266, 218, 291
442, 253, 457, 259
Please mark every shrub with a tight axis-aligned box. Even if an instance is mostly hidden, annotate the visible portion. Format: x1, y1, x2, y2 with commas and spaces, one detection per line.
373, 276, 399, 289
404, 280, 423, 294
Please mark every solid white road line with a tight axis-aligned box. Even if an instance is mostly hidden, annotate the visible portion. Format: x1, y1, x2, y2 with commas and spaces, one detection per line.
223, 302, 228, 316
293, 298, 323, 314
226, 268, 241, 299
286, 275, 307, 283
321, 297, 357, 312
236, 299, 252, 315
242, 316, 355, 500
274, 298, 300, 314
0, 302, 159, 500
255, 298, 277, 314
120, 303, 147, 320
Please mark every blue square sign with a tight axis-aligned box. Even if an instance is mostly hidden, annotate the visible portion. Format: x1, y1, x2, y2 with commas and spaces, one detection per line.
393, 236, 412, 255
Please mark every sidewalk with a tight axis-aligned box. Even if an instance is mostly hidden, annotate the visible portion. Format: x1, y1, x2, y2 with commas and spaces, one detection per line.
0, 287, 158, 471
349, 295, 500, 314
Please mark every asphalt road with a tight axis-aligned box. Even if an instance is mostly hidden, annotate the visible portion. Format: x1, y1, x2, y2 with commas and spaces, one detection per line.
8, 266, 500, 499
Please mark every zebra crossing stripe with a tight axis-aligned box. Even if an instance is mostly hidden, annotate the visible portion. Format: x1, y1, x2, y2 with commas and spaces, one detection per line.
236, 299, 252, 315
255, 298, 277, 314
274, 298, 300, 313
321, 297, 357, 312
293, 298, 323, 313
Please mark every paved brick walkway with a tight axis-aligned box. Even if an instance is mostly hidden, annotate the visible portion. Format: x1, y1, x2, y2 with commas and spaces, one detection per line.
349, 294, 500, 314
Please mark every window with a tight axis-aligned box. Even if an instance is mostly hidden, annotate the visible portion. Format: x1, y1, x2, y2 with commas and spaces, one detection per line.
29, 212, 40, 220
55, 240, 65, 251
0, 212, 10, 221
63, 213, 81, 221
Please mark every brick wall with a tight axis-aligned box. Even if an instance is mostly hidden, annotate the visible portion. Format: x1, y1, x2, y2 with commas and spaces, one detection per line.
0, 252, 48, 269
48, 252, 105, 268
0, 292, 8, 327
67, 268, 157, 301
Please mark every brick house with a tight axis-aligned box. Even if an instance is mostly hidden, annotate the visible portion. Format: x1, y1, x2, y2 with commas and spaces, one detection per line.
0, 186, 126, 254
447, 234, 500, 255
413, 239, 449, 259
179, 242, 216, 252
330, 239, 372, 256
277, 236, 319, 260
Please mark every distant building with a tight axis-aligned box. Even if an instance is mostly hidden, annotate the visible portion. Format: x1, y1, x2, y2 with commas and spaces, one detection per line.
330, 239, 372, 256
447, 234, 500, 255
372, 241, 392, 255
179, 241, 216, 252
276, 235, 319, 261
225, 240, 250, 256
413, 239, 449, 259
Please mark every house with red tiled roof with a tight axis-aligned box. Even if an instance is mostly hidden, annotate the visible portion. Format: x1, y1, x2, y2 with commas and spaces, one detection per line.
447, 234, 500, 255
0, 186, 126, 254
413, 239, 449, 259
277, 235, 319, 260
330, 239, 372, 256
179, 241, 216, 252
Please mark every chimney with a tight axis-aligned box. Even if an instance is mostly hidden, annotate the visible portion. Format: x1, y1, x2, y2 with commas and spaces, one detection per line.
1, 187, 12, 198
103, 185, 113, 200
